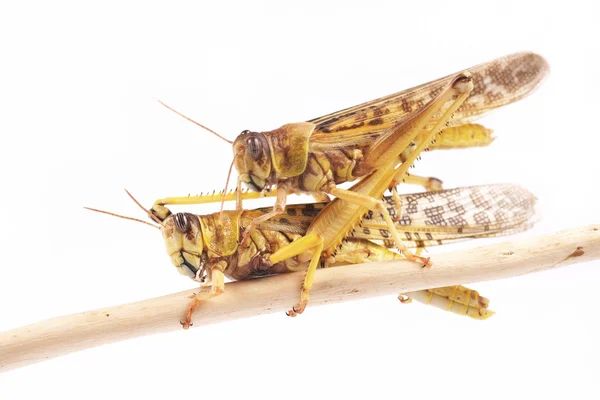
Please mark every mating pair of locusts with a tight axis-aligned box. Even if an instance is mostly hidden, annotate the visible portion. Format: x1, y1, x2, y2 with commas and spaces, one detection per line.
90, 52, 548, 327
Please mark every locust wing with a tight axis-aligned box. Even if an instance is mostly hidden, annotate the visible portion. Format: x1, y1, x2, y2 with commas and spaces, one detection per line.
308, 52, 549, 148
352, 184, 538, 248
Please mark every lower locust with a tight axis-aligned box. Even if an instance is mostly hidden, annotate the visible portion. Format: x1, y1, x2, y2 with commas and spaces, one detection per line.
88, 184, 538, 328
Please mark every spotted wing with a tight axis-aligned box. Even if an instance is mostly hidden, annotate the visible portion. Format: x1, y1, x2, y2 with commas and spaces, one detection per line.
352, 184, 538, 247
308, 52, 549, 148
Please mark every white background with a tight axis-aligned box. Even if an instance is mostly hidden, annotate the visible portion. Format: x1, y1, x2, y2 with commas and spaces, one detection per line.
1, 1, 599, 399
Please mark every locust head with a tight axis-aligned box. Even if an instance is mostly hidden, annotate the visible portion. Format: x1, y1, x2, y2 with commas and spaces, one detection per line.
232, 122, 315, 192
153, 99, 314, 193
85, 191, 208, 282
161, 212, 207, 281
232, 130, 273, 191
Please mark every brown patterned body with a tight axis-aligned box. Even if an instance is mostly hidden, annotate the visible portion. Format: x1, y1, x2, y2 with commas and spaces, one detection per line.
163, 185, 537, 281
288, 146, 368, 194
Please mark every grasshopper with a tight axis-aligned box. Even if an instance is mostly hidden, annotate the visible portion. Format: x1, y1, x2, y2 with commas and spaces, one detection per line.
156, 52, 548, 249
88, 184, 538, 328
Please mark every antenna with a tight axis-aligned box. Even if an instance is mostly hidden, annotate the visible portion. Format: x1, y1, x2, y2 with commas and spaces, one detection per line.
123, 189, 164, 226
154, 98, 233, 144
84, 207, 160, 229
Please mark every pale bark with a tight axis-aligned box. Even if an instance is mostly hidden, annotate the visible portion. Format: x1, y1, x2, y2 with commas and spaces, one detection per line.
1, 225, 598, 372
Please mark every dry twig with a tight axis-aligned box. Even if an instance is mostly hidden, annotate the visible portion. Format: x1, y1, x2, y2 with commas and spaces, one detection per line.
1, 225, 599, 372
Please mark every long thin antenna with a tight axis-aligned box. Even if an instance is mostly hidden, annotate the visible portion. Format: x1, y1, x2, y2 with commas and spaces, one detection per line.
84, 207, 160, 229
219, 151, 242, 222
124, 189, 164, 226
154, 98, 234, 144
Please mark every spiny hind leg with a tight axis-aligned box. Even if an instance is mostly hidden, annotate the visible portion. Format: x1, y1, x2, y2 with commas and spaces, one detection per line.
181, 263, 226, 329
395, 143, 443, 193
402, 175, 444, 191
387, 175, 442, 223
151, 189, 280, 220
396, 124, 494, 193
361, 72, 474, 171
386, 80, 477, 200
393, 123, 495, 192
384, 75, 475, 197
363, 75, 474, 232
326, 186, 431, 267
268, 233, 324, 317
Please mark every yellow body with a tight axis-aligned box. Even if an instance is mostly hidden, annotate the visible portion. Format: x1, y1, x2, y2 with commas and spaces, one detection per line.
157, 184, 537, 325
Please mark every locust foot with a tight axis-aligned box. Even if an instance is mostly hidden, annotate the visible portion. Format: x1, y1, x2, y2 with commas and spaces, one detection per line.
415, 256, 432, 268
286, 300, 307, 317
286, 287, 310, 317
398, 294, 412, 304
180, 288, 223, 330
181, 293, 203, 330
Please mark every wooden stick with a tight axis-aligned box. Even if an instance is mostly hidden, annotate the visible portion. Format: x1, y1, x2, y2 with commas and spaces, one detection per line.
1, 225, 599, 372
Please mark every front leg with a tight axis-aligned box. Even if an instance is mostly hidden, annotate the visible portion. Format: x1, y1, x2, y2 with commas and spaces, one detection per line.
181, 262, 226, 329
239, 183, 289, 247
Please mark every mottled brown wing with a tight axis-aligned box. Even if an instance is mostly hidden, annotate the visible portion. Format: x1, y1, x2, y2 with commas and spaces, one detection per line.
351, 184, 538, 246
308, 52, 549, 148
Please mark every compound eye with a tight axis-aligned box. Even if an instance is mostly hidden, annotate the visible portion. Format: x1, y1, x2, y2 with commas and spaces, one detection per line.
174, 213, 192, 233
246, 136, 262, 160
240, 129, 251, 135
